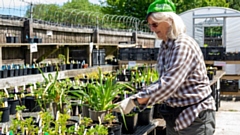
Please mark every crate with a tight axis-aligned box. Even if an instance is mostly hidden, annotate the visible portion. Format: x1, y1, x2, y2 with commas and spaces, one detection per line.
206, 46, 225, 60
119, 48, 159, 61
119, 48, 134, 60
92, 49, 105, 66
70, 49, 88, 61
225, 52, 240, 60
220, 79, 239, 92
133, 48, 151, 60
150, 48, 159, 60
200, 47, 207, 60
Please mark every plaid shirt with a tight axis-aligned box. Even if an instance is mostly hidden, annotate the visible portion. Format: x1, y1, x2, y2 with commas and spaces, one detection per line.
135, 33, 216, 131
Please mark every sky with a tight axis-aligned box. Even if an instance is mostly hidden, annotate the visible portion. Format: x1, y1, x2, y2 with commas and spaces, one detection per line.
0, 0, 101, 7
0, 0, 102, 16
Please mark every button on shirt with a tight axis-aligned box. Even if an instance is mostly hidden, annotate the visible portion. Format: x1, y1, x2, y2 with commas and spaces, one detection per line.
135, 33, 216, 131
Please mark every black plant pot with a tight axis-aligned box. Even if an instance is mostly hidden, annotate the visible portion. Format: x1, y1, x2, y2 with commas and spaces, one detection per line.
28, 38, 34, 43
7, 69, 14, 77
23, 68, 28, 75
39, 67, 45, 73
8, 98, 20, 115
73, 64, 80, 69
32, 68, 40, 74
118, 113, 138, 134
0, 106, 10, 122
34, 38, 42, 43
137, 107, 153, 125
6, 36, 14, 43
207, 72, 213, 80
2, 70, 8, 78
106, 122, 122, 135
60, 64, 66, 71
0, 70, 2, 78
81, 105, 90, 118
19, 69, 23, 76
14, 37, 18, 43
25, 96, 41, 112
20, 97, 26, 106
47, 66, 54, 72
42, 67, 47, 73
66, 64, 73, 70
117, 74, 125, 81
153, 104, 163, 119
14, 69, 19, 77
71, 103, 81, 116
27, 68, 32, 75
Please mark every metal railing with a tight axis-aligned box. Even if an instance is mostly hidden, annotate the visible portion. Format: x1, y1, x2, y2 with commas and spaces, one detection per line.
0, 0, 152, 34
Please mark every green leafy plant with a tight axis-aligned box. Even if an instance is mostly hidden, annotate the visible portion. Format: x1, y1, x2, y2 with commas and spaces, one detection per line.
93, 124, 108, 135
104, 113, 116, 125
84, 68, 126, 111
58, 54, 66, 64
0, 111, 3, 122
80, 117, 93, 127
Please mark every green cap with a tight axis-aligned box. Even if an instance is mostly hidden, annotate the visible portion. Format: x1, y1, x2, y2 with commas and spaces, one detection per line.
147, 0, 176, 14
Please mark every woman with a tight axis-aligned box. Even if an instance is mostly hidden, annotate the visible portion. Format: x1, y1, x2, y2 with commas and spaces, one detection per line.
115, 0, 215, 135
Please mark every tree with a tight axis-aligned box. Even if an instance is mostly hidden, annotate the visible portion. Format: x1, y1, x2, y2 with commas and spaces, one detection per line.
100, 0, 154, 20
172, 0, 229, 14
101, 0, 230, 19
62, 0, 102, 12
25, 0, 103, 27
228, 0, 240, 11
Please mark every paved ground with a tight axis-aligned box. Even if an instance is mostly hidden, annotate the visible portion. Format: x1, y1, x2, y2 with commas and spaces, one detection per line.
215, 100, 240, 135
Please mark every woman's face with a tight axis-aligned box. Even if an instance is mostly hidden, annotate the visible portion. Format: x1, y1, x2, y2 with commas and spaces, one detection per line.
147, 17, 171, 41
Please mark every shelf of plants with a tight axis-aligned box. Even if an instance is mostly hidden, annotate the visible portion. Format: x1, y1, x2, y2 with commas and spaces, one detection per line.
0, 65, 163, 135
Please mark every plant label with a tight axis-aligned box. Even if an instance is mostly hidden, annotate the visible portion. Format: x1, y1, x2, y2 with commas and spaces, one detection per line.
3, 87, 9, 98
15, 86, 18, 93
30, 43, 38, 53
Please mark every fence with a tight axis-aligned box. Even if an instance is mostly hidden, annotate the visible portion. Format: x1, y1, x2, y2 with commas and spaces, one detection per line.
0, 0, 152, 34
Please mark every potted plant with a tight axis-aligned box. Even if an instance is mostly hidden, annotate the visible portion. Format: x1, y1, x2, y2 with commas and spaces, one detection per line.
84, 68, 126, 122
72, 60, 81, 69
207, 71, 214, 80
58, 54, 66, 71
137, 105, 153, 125
8, 93, 20, 115
66, 60, 74, 70
0, 91, 10, 122
9, 105, 38, 135
117, 110, 138, 134
104, 113, 122, 135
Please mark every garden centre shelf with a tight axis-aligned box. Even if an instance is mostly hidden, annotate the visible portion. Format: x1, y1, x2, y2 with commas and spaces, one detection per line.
0, 65, 116, 89
0, 42, 136, 67
205, 60, 240, 65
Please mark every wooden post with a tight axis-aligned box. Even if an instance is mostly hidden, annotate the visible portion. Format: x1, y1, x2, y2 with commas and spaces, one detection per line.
89, 42, 93, 67
23, 20, 33, 43
132, 32, 138, 44
64, 45, 69, 64
27, 45, 33, 65
0, 46, 2, 67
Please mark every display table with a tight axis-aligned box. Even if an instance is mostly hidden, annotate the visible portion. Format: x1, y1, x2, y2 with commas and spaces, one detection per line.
209, 70, 226, 111
122, 119, 165, 135
210, 70, 225, 86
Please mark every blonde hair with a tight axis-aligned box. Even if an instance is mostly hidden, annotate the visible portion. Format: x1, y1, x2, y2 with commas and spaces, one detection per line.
149, 12, 186, 40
